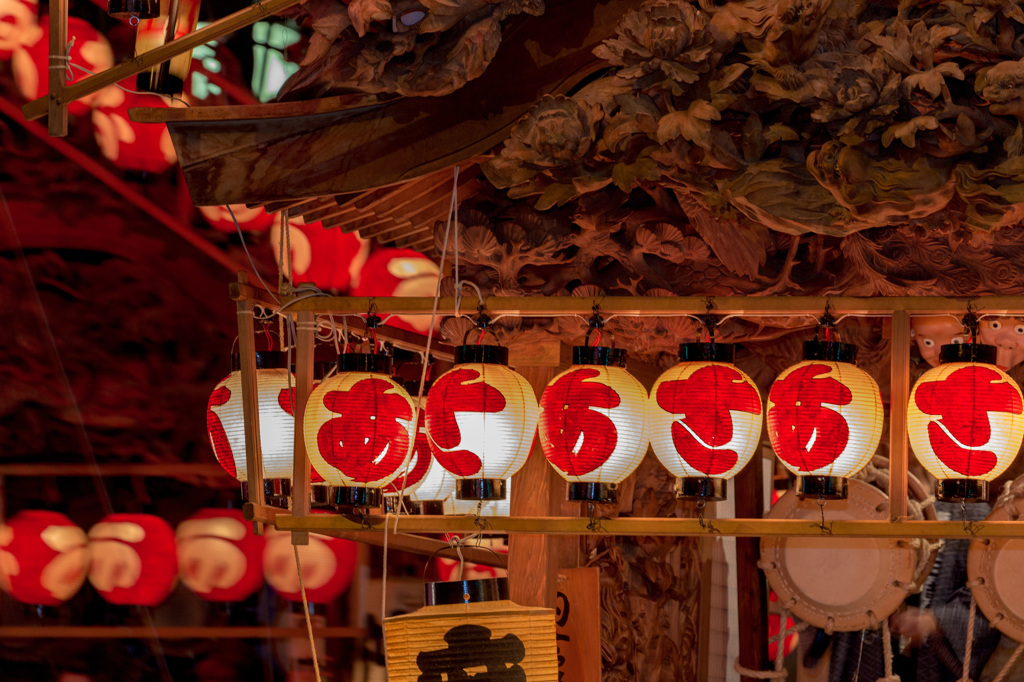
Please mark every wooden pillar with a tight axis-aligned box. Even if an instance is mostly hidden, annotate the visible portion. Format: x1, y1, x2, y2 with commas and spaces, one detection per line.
48, 0, 68, 136
236, 273, 266, 527
889, 310, 911, 521
508, 340, 578, 608
735, 449, 769, 682
291, 311, 316, 544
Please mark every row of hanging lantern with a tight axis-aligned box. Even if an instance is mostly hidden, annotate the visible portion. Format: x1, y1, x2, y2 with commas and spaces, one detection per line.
0, 508, 357, 609
210, 302, 1024, 510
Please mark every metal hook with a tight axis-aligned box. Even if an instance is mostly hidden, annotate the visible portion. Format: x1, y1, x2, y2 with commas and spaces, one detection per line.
960, 499, 980, 536
586, 502, 605, 532
696, 497, 719, 533
816, 494, 833, 535
961, 302, 980, 345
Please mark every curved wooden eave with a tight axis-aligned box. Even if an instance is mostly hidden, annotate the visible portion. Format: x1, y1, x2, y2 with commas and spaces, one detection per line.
130, 0, 643, 207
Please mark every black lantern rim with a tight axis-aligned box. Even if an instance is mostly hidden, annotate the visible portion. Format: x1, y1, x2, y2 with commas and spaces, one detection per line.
936, 478, 989, 502
107, 0, 160, 19
675, 477, 727, 501
331, 486, 383, 509
455, 478, 506, 500
455, 344, 509, 366
802, 340, 857, 364
572, 346, 627, 367
679, 342, 735, 363
339, 352, 393, 374
796, 475, 848, 500
938, 342, 998, 365
424, 577, 509, 606
567, 482, 618, 503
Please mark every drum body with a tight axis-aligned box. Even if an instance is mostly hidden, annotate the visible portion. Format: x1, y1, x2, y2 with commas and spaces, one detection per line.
968, 475, 1024, 641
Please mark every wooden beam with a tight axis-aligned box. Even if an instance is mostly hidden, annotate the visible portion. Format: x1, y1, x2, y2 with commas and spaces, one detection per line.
274, 515, 1024, 539
734, 453, 768, 682
227, 294, 1024, 317
889, 310, 911, 521
290, 312, 315, 545
47, 0, 68, 135
0, 626, 367, 639
0, 463, 229, 477
237, 273, 266, 523
23, 0, 306, 122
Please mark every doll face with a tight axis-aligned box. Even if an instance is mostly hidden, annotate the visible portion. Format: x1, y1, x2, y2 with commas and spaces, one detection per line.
911, 316, 965, 367
979, 318, 1024, 371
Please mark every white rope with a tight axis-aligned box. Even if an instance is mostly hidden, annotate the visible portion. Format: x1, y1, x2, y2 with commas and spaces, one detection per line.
293, 545, 322, 682
991, 641, 1024, 682
961, 593, 977, 682
877, 618, 900, 682
733, 608, 799, 680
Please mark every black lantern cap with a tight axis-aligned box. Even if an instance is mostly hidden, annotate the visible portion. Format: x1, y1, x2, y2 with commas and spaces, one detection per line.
679, 342, 735, 363
572, 346, 627, 367
339, 352, 393, 374
939, 343, 997, 365
107, 0, 159, 19
456, 344, 509, 366
803, 340, 857, 364
425, 577, 509, 606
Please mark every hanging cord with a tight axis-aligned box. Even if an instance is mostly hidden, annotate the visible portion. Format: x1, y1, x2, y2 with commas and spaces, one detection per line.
877, 618, 900, 682
732, 607, 801, 680
960, 592, 978, 682
991, 641, 1024, 682
229, 205, 281, 305
293, 545, 323, 682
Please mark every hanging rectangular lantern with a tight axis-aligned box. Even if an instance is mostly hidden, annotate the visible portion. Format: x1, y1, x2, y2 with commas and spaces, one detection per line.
384, 577, 559, 681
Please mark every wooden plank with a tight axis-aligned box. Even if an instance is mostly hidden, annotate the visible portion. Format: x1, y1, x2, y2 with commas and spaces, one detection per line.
236, 273, 266, 521
245, 295, 1024, 317
889, 310, 911, 521
47, 0, 68, 136
149, 0, 649, 205
0, 626, 366, 639
555, 568, 602, 682
0, 463, 229, 477
275, 515, 1024, 539
696, 538, 714, 682
291, 312, 315, 545
734, 453, 768, 682
23, 0, 307, 121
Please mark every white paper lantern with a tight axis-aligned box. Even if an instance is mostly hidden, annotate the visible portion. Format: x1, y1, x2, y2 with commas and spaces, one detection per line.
649, 344, 762, 500
539, 346, 648, 502
908, 343, 1024, 501
425, 345, 538, 501
304, 353, 416, 508
766, 341, 883, 499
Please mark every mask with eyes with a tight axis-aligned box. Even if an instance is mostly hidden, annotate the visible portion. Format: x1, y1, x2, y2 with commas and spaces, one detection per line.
979, 317, 1024, 371
911, 316, 966, 367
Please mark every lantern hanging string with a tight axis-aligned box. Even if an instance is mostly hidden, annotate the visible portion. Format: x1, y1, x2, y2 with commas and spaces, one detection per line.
293, 545, 323, 682
228, 205, 281, 305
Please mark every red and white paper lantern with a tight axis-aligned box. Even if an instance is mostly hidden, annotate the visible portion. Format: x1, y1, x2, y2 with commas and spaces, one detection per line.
0, 510, 89, 606
351, 248, 440, 333
0, 0, 42, 61
539, 346, 649, 502
271, 218, 371, 294
207, 352, 298, 498
13, 16, 114, 114
263, 520, 357, 603
91, 86, 177, 174
425, 344, 538, 500
384, 396, 459, 513
766, 341, 883, 498
176, 509, 265, 602
908, 343, 1024, 501
649, 344, 763, 499
88, 513, 177, 606
198, 204, 275, 234
305, 353, 416, 507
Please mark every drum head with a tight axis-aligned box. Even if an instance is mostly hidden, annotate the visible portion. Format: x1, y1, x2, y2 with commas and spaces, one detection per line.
761, 478, 918, 632
968, 476, 1024, 641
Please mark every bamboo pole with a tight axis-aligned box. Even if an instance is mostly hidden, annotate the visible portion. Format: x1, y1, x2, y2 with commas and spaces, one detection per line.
889, 310, 911, 521
274, 515, 1024, 540
237, 272, 266, 527
23, 0, 305, 123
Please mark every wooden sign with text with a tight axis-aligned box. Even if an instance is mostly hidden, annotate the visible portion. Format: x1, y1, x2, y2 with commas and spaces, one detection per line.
555, 568, 602, 682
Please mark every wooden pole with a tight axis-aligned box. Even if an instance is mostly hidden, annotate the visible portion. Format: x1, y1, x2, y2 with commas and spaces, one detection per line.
734, 451, 768, 682
22, 0, 305, 122
47, 0, 68, 136
236, 272, 266, 528
889, 310, 911, 521
291, 311, 316, 544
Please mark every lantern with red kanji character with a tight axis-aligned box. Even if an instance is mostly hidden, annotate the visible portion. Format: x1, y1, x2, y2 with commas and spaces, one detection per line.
908, 343, 1024, 502
0, 0, 43, 61
305, 353, 416, 509
649, 344, 763, 501
198, 204, 275, 234
766, 340, 884, 499
12, 16, 114, 114
425, 344, 539, 501
88, 514, 177, 606
539, 346, 648, 503
383, 395, 456, 514
176, 509, 265, 602
271, 218, 371, 294
263, 520, 357, 603
351, 248, 440, 334
91, 86, 177, 174
0, 510, 89, 606
207, 351, 299, 506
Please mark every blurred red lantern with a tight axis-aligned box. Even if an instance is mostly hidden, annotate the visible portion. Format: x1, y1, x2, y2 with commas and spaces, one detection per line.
91, 85, 177, 174
649, 344, 762, 500
0, 0, 42, 60
271, 218, 370, 294
351, 248, 439, 333
383, 402, 431, 496
0, 510, 89, 606
908, 343, 1024, 501
13, 16, 114, 115
263, 519, 357, 603
198, 204, 275, 234
88, 513, 177, 606
305, 353, 416, 507
766, 340, 883, 499
539, 346, 649, 503
176, 509, 265, 602
425, 344, 538, 501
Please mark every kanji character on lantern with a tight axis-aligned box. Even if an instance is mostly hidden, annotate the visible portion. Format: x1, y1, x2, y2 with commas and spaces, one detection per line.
0, 510, 89, 606
271, 217, 371, 294
649, 343, 762, 500
176, 509, 265, 602
539, 345, 648, 503
263, 521, 357, 603
417, 625, 526, 681
88, 514, 177, 606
